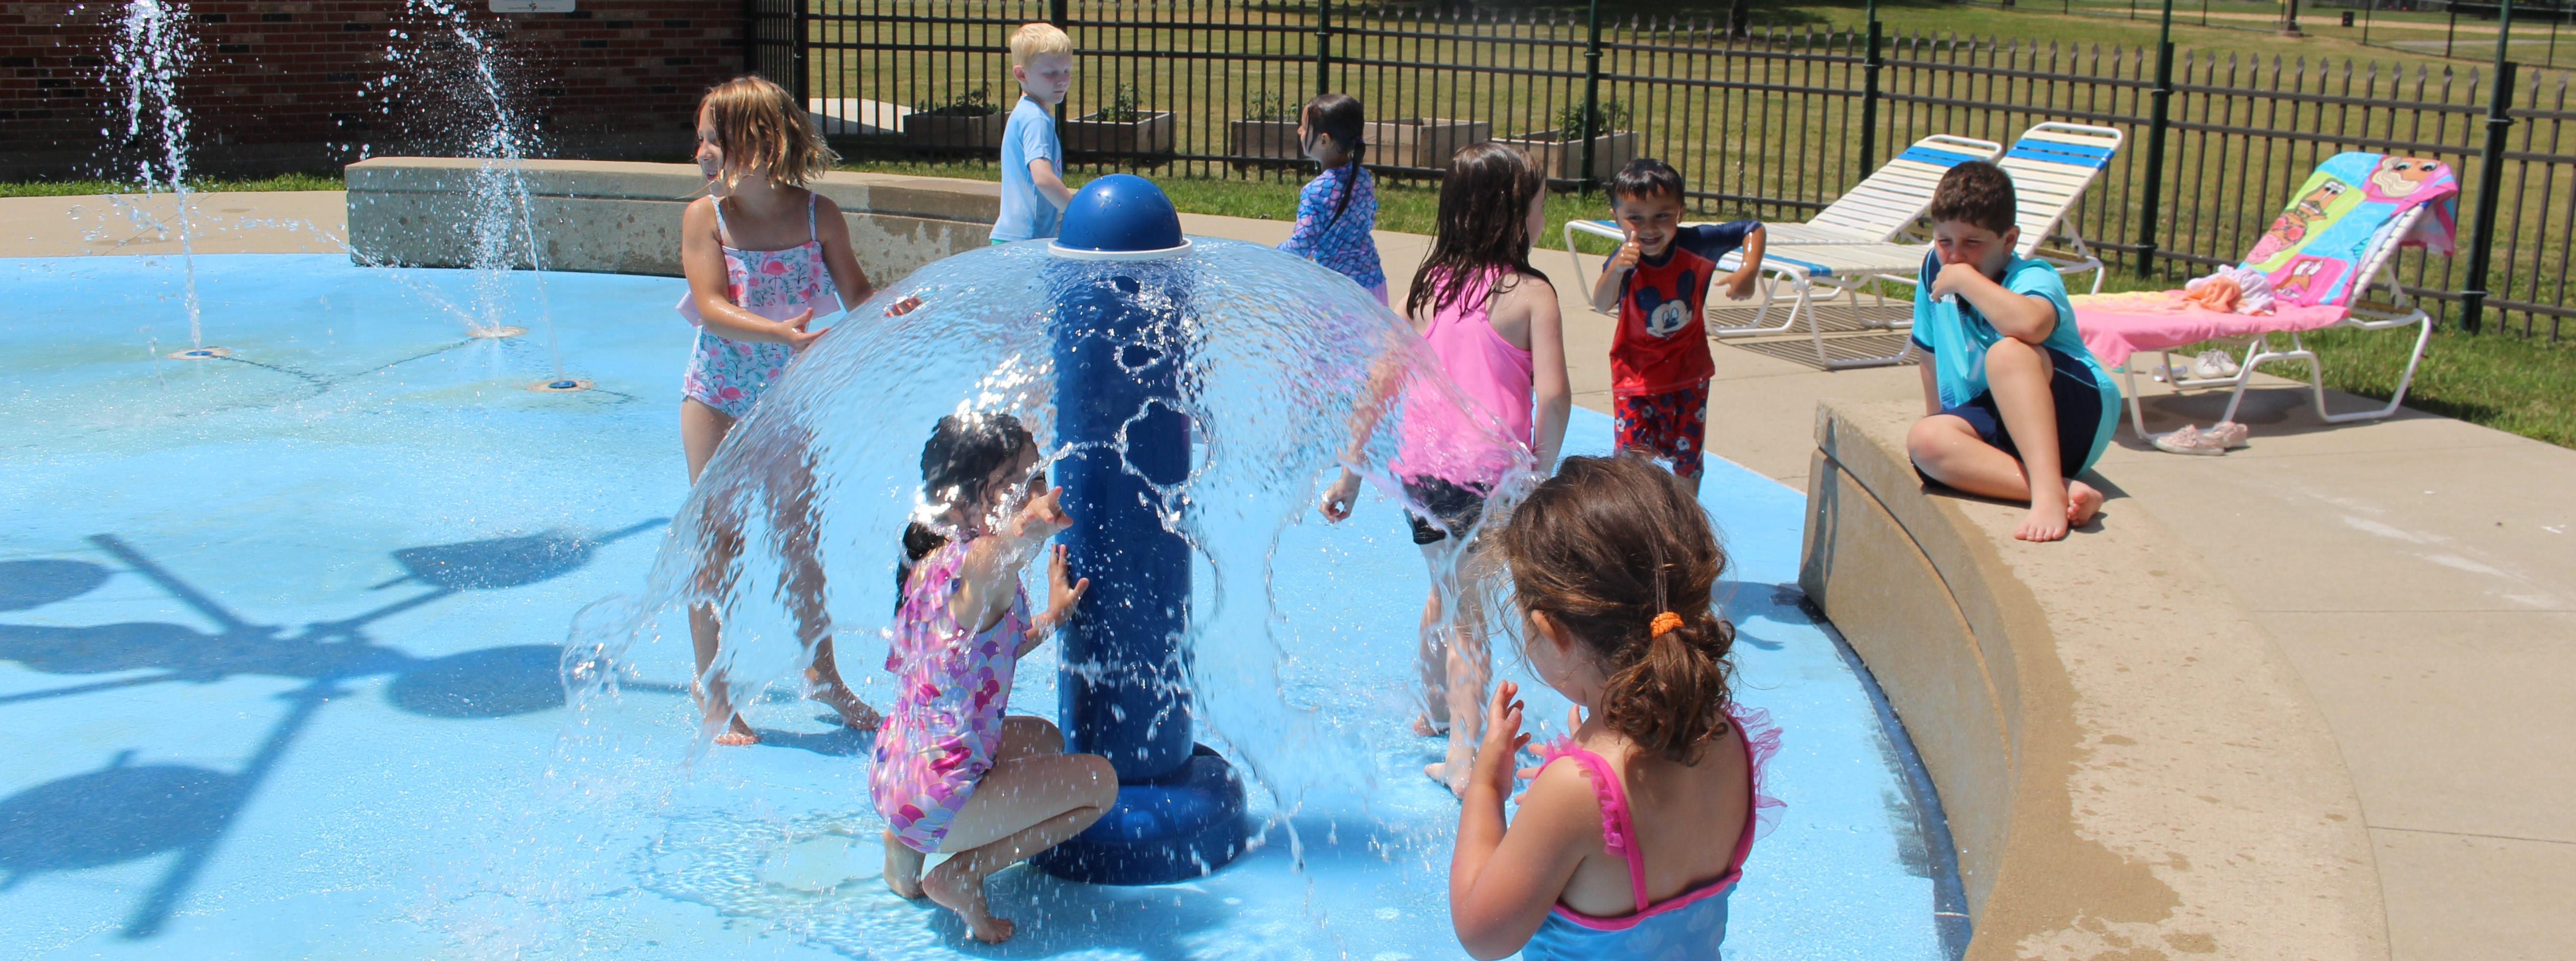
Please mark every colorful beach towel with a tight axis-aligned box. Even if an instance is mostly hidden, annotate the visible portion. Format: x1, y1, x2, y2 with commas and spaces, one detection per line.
2073, 152, 2458, 368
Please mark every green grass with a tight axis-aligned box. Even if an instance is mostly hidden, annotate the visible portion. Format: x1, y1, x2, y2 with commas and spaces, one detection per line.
0, 172, 343, 198
2218, 324, 2576, 447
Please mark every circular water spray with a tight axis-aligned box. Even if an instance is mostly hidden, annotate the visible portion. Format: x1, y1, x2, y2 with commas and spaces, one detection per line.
165, 346, 231, 359
525, 378, 590, 393
469, 324, 528, 339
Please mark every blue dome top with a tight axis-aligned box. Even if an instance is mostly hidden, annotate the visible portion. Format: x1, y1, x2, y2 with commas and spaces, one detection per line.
1054, 174, 1185, 253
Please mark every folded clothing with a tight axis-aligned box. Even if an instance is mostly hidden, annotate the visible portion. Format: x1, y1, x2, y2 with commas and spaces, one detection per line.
2181, 265, 2275, 315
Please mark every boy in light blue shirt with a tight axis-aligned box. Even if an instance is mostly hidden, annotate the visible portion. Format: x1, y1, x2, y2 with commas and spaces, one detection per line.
993, 22, 1075, 242
1905, 160, 2122, 543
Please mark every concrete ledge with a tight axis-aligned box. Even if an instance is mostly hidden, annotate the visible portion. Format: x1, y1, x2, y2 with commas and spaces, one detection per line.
344, 158, 998, 282
1800, 400, 2386, 961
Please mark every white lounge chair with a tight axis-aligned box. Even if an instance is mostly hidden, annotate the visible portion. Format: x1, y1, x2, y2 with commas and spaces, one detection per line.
1562, 134, 2005, 337
1723, 123, 2128, 369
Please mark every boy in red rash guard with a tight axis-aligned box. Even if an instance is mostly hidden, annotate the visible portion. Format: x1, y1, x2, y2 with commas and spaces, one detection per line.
1589, 158, 1767, 493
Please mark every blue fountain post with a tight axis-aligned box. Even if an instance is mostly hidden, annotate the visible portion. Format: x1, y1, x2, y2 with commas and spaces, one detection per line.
1030, 175, 1249, 884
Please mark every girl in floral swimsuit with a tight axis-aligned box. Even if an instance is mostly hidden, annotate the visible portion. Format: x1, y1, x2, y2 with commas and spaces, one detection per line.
1448, 454, 1783, 961
872, 412, 1115, 945
677, 75, 917, 745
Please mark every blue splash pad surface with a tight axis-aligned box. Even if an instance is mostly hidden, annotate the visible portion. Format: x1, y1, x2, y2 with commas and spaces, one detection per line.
0, 254, 1951, 960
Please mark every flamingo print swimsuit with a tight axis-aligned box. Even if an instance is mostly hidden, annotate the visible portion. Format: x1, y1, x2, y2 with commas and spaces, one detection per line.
674, 192, 839, 418
869, 539, 1034, 854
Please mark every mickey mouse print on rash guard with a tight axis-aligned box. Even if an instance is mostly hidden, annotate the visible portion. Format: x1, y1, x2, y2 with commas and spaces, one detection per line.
1610, 241, 1718, 397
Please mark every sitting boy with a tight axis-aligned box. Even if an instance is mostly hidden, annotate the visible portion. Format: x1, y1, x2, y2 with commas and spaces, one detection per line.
1589, 158, 1767, 493
1904, 160, 2119, 542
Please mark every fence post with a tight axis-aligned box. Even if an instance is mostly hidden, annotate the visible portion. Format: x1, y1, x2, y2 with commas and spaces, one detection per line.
2134, 0, 2175, 277
1052, 0, 1069, 124
1859, 0, 1882, 176
740, 0, 755, 73
1579, 0, 1605, 192
2463, 2, 2520, 333
1315, 0, 1334, 99
791, 0, 809, 105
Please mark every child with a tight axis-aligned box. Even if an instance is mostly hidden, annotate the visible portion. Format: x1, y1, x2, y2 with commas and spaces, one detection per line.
1277, 93, 1387, 304
1588, 158, 1767, 494
1902, 160, 2118, 542
992, 23, 1076, 243
679, 74, 913, 744
1320, 142, 1571, 797
1448, 454, 1779, 960
875, 412, 1115, 944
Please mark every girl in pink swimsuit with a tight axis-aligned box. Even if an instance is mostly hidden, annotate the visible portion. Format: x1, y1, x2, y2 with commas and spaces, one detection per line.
1448, 454, 1783, 961
1320, 143, 1572, 796
872, 413, 1116, 945
678, 76, 917, 745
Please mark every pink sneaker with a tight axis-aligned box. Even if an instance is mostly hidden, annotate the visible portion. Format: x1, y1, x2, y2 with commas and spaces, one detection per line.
2154, 425, 2229, 456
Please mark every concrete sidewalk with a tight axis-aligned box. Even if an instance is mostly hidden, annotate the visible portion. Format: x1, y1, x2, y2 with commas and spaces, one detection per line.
8, 190, 2570, 960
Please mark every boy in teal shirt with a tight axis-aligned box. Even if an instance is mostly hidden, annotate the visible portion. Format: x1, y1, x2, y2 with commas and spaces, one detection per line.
1905, 160, 2121, 542
993, 22, 1076, 242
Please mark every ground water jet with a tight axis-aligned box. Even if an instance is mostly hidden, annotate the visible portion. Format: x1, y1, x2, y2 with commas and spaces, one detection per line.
107, 0, 216, 359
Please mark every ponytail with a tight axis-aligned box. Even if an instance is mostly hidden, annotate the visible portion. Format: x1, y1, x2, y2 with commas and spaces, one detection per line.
1599, 611, 1736, 763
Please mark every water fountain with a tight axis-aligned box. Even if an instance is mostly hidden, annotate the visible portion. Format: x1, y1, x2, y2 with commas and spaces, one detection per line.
104, 0, 217, 361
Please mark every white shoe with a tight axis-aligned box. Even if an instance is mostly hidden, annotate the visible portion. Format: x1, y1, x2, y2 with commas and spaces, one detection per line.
2192, 349, 2241, 379
2154, 425, 2230, 456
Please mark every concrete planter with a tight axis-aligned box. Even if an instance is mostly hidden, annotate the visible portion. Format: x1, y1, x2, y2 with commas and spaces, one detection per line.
901, 112, 1008, 152
1065, 111, 1176, 158
1227, 120, 1303, 164
1365, 117, 1491, 169
1498, 129, 1639, 181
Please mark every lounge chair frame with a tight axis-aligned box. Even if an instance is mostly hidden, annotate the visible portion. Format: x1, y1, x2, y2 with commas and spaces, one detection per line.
2115, 204, 2434, 438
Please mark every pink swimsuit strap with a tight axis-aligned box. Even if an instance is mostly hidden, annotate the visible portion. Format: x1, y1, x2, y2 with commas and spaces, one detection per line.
711, 191, 820, 254
1536, 715, 1770, 918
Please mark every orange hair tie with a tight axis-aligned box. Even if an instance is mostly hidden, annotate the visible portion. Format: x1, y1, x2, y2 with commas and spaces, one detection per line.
1649, 611, 1685, 638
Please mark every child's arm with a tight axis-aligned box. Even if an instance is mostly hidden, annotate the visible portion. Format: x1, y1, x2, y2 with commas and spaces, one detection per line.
1523, 281, 1573, 474
1589, 236, 1641, 315
813, 195, 923, 317
1017, 544, 1089, 657
682, 197, 825, 348
1029, 158, 1075, 211
1449, 681, 1598, 960
1278, 178, 1327, 256
1721, 224, 1766, 301
1918, 348, 1943, 415
1931, 261, 2058, 343
1318, 351, 1404, 521
951, 486, 1073, 635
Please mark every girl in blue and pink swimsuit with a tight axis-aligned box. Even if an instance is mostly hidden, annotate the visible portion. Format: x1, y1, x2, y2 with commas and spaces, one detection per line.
1449, 454, 1783, 960
870, 413, 1115, 945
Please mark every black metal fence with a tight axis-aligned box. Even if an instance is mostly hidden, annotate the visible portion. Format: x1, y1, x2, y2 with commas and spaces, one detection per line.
748, 1, 2576, 338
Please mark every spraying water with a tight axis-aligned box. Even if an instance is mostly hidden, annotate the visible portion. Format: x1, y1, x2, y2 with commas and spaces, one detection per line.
107, 0, 205, 353
387, 0, 565, 376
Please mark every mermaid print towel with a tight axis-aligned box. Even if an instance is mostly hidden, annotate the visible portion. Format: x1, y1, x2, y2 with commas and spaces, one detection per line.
2242, 152, 2458, 309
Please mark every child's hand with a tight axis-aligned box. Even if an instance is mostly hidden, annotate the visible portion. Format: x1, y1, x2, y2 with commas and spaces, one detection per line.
1043, 543, 1089, 624
1009, 485, 1075, 543
884, 295, 923, 317
780, 308, 826, 350
1318, 469, 1362, 522
1469, 680, 1530, 798
1723, 267, 1760, 301
1930, 261, 1990, 303
1608, 237, 1642, 275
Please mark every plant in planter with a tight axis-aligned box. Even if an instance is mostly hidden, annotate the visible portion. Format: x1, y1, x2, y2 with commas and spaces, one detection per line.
901, 86, 1008, 151
1228, 90, 1304, 165
1500, 98, 1639, 181
1064, 83, 1175, 160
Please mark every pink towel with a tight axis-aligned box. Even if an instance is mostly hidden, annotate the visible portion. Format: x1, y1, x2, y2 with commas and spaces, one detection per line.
2072, 291, 2349, 369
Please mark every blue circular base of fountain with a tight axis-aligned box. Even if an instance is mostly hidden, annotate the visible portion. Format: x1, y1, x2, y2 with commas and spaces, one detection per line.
167, 346, 232, 359
1032, 743, 1250, 885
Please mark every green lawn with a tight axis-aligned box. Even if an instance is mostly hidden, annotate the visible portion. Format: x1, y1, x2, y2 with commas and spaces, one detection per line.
0, 172, 342, 198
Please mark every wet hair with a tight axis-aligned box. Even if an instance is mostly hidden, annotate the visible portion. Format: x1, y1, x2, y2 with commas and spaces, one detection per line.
1301, 93, 1368, 229
1407, 142, 1548, 320
699, 75, 837, 189
1494, 454, 1737, 764
1609, 157, 1684, 205
897, 412, 1036, 594
1009, 22, 1072, 64
1928, 160, 2018, 238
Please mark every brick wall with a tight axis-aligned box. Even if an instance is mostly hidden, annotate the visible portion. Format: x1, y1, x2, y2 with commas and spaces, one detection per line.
1, 0, 744, 179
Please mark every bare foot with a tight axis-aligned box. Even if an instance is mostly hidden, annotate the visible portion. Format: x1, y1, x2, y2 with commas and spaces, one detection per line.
923, 864, 1014, 943
1423, 755, 1472, 798
2015, 483, 2074, 542
712, 715, 759, 746
2066, 480, 2104, 528
813, 684, 881, 730
882, 830, 925, 900
1410, 712, 1449, 737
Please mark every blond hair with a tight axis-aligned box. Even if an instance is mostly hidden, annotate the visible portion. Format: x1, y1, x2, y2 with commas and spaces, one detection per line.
699, 75, 836, 189
1008, 22, 1071, 65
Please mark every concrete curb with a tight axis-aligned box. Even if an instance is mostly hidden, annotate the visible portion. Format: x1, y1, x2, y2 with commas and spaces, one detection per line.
1801, 400, 2387, 961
